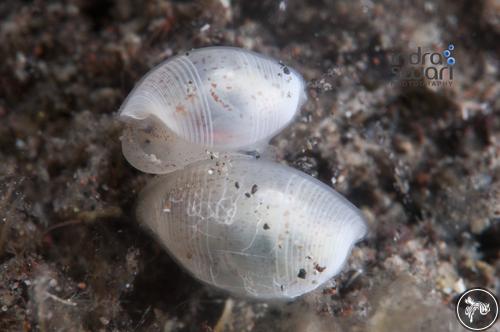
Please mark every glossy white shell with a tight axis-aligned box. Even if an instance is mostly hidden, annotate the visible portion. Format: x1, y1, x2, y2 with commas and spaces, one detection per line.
120, 46, 307, 174
136, 158, 367, 299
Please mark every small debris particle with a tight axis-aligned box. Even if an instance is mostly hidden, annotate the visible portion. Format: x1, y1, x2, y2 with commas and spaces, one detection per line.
245, 192, 251, 198
200, 23, 210, 32
99, 317, 110, 326
263, 223, 270, 230
306, 255, 312, 260
208, 168, 214, 175
163, 201, 172, 213
323, 287, 337, 296
235, 181, 240, 189
283, 66, 290, 75
314, 263, 326, 272
77, 282, 87, 290
297, 268, 307, 279
279, 1, 286, 11
280, 285, 284, 291
49, 278, 57, 288
251, 184, 258, 194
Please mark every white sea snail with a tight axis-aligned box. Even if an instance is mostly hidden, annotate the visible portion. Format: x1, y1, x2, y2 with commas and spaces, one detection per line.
136, 158, 367, 299
119, 46, 307, 174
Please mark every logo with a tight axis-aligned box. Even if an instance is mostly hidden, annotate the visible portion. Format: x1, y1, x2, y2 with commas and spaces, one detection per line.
390, 43, 456, 87
456, 288, 498, 331
442, 43, 456, 66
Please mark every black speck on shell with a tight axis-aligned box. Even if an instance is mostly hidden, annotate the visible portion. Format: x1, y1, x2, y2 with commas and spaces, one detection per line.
251, 184, 258, 194
297, 268, 307, 279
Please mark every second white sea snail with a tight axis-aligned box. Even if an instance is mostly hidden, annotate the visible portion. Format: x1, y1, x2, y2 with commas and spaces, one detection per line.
136, 158, 367, 299
119, 46, 307, 174
119, 46, 368, 299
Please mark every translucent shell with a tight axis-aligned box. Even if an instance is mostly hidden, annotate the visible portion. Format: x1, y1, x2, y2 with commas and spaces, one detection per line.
136, 158, 367, 299
119, 46, 307, 174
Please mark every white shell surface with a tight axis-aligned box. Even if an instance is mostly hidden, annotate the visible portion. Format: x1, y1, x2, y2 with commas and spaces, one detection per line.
136, 158, 367, 299
119, 46, 307, 174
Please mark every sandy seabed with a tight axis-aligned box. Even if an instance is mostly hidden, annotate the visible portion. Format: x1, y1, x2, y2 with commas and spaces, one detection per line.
0, 1, 498, 331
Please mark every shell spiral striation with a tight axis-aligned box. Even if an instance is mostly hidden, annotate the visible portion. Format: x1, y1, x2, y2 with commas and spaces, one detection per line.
136, 158, 367, 299
119, 47, 307, 174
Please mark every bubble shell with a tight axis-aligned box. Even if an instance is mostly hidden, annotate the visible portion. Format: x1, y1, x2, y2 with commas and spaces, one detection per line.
136, 158, 367, 299
119, 47, 307, 174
